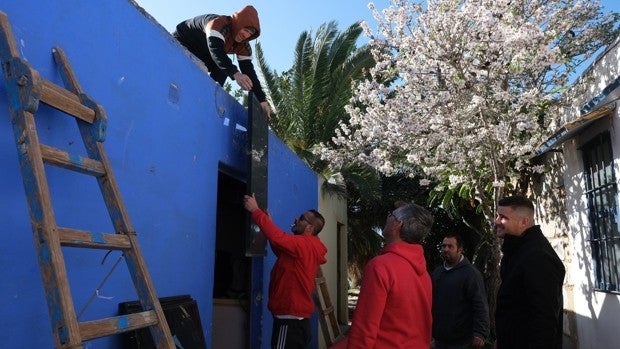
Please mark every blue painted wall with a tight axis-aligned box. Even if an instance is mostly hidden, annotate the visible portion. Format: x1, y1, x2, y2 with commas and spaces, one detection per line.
0, 1, 319, 348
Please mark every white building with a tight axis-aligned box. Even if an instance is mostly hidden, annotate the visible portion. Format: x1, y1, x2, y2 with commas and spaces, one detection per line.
536, 37, 620, 349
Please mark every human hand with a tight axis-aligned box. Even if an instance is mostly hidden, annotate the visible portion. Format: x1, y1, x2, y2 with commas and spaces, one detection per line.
471, 336, 485, 348
243, 193, 259, 212
260, 101, 271, 120
233, 72, 253, 90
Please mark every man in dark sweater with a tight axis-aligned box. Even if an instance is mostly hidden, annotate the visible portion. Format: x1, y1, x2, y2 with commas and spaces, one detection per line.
431, 232, 489, 348
494, 195, 565, 349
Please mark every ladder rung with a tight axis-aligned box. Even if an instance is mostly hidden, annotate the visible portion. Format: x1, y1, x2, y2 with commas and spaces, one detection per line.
59, 227, 131, 250
79, 311, 159, 341
323, 305, 335, 314
41, 79, 96, 123
41, 144, 106, 176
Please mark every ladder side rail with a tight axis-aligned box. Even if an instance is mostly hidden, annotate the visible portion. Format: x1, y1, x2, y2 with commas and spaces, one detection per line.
0, 57, 83, 348
314, 267, 343, 346
52, 47, 175, 349
0, 11, 19, 60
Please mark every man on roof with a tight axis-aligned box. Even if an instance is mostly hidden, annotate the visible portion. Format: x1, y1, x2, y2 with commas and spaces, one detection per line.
173, 5, 271, 119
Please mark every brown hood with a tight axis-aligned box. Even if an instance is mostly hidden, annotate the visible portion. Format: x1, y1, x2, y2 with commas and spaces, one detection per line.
231, 5, 260, 41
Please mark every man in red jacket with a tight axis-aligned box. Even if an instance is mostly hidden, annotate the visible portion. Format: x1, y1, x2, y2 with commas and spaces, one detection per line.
243, 194, 327, 349
333, 203, 434, 349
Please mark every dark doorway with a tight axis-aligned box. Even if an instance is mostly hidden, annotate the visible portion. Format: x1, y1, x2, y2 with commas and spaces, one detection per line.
212, 165, 250, 349
213, 165, 250, 299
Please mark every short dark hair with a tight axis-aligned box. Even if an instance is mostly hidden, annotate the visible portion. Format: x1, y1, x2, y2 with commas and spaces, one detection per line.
394, 203, 433, 244
307, 209, 325, 235
444, 232, 464, 248
498, 195, 534, 211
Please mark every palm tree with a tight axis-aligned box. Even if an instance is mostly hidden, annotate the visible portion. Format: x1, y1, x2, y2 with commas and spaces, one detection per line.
256, 21, 374, 175
254, 20, 480, 288
255, 21, 384, 278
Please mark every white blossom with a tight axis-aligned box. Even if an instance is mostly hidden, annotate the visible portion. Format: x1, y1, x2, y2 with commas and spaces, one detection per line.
493, 180, 506, 188
419, 178, 432, 186
317, 0, 615, 206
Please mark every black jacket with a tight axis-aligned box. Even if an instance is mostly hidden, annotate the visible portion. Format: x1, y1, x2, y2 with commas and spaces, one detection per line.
173, 7, 267, 103
431, 255, 489, 345
496, 225, 565, 349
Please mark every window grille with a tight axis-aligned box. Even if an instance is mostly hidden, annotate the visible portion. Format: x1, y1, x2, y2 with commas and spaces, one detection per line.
583, 132, 620, 293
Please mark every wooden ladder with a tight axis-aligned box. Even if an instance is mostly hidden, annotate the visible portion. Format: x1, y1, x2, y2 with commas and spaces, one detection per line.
314, 267, 344, 347
0, 12, 175, 349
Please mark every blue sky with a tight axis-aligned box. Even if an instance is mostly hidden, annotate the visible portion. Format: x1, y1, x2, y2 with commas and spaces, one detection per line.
135, 0, 620, 73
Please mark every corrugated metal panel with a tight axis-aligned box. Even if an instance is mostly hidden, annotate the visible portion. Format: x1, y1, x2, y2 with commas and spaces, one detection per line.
535, 103, 615, 156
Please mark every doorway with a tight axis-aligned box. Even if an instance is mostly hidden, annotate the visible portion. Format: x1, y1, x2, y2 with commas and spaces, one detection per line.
212, 165, 250, 349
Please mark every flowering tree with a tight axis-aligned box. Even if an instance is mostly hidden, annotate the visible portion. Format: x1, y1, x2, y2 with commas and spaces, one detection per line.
318, 0, 618, 331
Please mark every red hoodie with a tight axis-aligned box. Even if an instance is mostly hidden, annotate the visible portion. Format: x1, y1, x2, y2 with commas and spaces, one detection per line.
251, 209, 327, 318
345, 242, 432, 348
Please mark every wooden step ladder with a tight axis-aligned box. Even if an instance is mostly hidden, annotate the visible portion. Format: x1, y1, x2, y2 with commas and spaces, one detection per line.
314, 267, 345, 347
0, 12, 175, 349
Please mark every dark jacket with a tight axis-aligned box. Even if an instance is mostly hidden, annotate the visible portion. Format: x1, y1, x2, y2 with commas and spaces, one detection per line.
173, 6, 267, 102
496, 225, 565, 349
431, 255, 489, 345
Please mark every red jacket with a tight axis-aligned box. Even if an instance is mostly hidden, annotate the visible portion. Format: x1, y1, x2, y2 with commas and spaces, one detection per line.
251, 209, 327, 318
346, 242, 432, 348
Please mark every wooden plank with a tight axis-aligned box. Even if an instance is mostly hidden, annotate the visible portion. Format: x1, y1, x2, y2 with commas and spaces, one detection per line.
246, 92, 268, 256
58, 227, 131, 250
41, 79, 95, 123
40, 144, 105, 176
79, 311, 159, 341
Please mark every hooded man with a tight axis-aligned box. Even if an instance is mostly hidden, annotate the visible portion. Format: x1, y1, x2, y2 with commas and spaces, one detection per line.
173, 5, 271, 118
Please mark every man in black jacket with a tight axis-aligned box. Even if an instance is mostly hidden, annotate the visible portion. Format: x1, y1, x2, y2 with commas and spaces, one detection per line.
494, 195, 565, 349
432, 232, 489, 348
173, 5, 271, 119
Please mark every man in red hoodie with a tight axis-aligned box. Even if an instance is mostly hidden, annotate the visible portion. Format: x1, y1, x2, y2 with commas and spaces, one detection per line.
243, 194, 327, 349
334, 203, 434, 349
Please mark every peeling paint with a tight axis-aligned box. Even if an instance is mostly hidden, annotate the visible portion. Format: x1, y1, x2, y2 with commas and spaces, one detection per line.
91, 232, 105, 244
117, 314, 129, 329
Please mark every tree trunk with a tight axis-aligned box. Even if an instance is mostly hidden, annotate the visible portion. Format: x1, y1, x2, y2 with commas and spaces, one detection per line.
486, 233, 502, 340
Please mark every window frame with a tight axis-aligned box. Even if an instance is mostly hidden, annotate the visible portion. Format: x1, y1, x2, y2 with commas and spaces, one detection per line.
582, 131, 620, 293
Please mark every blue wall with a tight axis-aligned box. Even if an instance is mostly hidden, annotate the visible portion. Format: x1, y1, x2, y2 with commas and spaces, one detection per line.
0, 1, 319, 348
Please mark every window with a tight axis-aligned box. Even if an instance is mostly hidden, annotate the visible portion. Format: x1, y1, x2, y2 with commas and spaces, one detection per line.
583, 132, 620, 293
